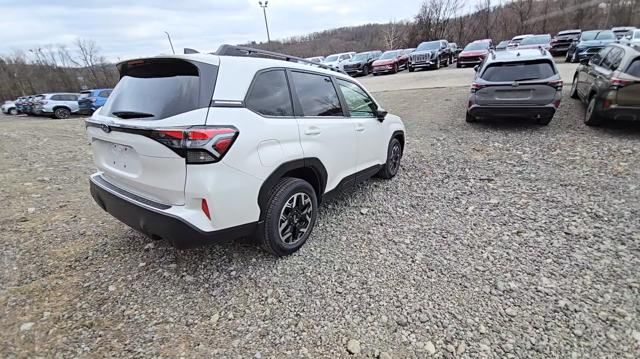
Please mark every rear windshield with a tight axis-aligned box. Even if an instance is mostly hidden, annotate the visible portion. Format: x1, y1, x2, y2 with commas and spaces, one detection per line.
520, 35, 551, 45
464, 42, 489, 51
79, 92, 91, 99
481, 60, 556, 82
102, 59, 205, 120
627, 58, 640, 77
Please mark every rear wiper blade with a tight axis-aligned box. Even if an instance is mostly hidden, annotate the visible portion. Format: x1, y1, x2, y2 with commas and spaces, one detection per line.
513, 77, 539, 82
112, 111, 154, 119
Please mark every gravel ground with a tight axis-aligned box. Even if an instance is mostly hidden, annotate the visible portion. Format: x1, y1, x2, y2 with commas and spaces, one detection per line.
1, 88, 639, 358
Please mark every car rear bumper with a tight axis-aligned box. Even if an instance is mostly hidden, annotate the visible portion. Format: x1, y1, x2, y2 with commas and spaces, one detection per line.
549, 46, 570, 54
601, 106, 640, 121
469, 105, 557, 119
89, 174, 256, 249
372, 67, 395, 74
457, 58, 483, 66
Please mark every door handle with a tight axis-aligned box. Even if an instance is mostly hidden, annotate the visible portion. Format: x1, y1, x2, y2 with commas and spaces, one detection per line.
355, 125, 365, 132
304, 127, 321, 136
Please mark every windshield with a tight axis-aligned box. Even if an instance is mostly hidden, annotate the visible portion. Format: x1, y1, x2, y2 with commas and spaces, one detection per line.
595, 31, 615, 40
496, 41, 509, 48
464, 42, 489, 51
353, 53, 370, 61
324, 55, 339, 62
481, 60, 556, 82
580, 31, 614, 41
417, 41, 440, 51
379, 51, 398, 60
520, 35, 551, 45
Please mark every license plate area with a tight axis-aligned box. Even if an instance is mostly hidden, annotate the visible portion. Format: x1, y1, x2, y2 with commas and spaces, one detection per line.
495, 89, 532, 100
93, 139, 141, 176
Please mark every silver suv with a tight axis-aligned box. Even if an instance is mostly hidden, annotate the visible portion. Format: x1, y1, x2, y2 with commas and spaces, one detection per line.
33, 93, 80, 119
466, 49, 563, 125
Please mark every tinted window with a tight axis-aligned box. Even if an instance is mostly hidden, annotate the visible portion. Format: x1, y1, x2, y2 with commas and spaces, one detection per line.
626, 58, 640, 76
290, 71, 343, 117
102, 60, 202, 120
595, 31, 615, 40
339, 54, 350, 61
589, 47, 611, 66
417, 41, 441, 51
601, 48, 624, 70
520, 35, 551, 45
481, 61, 556, 81
246, 70, 293, 117
66, 94, 78, 101
98, 90, 112, 98
464, 42, 490, 51
79, 91, 91, 99
337, 79, 376, 117
51, 95, 63, 101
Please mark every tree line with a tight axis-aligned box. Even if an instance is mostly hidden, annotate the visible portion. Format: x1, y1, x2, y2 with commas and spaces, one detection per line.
1, 0, 638, 101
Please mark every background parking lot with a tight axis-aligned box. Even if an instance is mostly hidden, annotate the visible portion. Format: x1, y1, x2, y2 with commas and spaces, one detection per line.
2, 67, 639, 358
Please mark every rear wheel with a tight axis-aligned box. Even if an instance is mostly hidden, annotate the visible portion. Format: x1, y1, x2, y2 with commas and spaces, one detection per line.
376, 137, 402, 179
465, 112, 477, 123
53, 107, 71, 119
9, 108, 18, 115
259, 178, 318, 256
570, 76, 579, 99
408, 66, 415, 72
584, 96, 603, 126
536, 117, 552, 126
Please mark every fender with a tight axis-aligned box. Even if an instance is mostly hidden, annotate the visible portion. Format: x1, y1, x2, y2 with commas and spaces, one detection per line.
257, 158, 328, 221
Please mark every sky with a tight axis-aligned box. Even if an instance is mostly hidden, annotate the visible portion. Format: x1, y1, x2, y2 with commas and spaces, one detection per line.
0, 0, 429, 61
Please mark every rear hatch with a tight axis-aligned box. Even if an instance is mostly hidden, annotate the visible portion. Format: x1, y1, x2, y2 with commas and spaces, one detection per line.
616, 58, 640, 107
86, 57, 218, 206
475, 60, 560, 106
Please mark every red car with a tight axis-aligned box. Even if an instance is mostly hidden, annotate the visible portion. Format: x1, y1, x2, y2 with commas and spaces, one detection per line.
372, 50, 407, 75
457, 41, 492, 68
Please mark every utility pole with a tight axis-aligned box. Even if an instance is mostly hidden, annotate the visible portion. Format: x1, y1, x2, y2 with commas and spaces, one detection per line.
164, 31, 176, 54
258, 1, 271, 43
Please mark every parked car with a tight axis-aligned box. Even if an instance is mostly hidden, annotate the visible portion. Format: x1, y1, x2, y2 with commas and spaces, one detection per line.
449, 43, 461, 57
457, 40, 492, 68
86, 46, 405, 256
569, 43, 640, 125
372, 50, 406, 75
507, 34, 533, 49
78, 88, 112, 115
566, 30, 616, 63
408, 40, 453, 71
22, 95, 37, 115
495, 40, 510, 51
1, 100, 18, 115
619, 29, 640, 47
32, 93, 81, 119
323, 52, 354, 70
343, 51, 382, 77
466, 49, 562, 125
14, 96, 28, 114
305, 56, 325, 63
612, 26, 637, 40
517, 34, 552, 51
549, 29, 581, 56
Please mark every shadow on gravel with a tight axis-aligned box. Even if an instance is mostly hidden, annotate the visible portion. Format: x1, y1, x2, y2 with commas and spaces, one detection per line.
587, 120, 640, 137
466, 118, 549, 131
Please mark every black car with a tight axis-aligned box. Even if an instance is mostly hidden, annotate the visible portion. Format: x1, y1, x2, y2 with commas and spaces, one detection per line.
342, 50, 382, 76
549, 29, 581, 56
408, 40, 453, 71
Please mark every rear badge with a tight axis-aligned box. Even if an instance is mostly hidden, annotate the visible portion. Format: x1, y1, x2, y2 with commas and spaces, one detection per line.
101, 124, 111, 133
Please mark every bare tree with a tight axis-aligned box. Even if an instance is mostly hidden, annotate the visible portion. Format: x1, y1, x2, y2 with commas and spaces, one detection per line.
475, 0, 493, 40
511, 0, 535, 34
382, 20, 403, 49
414, 0, 461, 41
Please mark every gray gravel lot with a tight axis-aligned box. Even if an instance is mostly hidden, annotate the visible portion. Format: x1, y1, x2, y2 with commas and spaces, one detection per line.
1, 83, 639, 358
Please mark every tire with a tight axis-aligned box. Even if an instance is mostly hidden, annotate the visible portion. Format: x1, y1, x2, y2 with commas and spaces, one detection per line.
408, 66, 414, 72
433, 57, 440, 70
571, 52, 578, 63
465, 112, 477, 123
536, 117, 552, 126
392, 64, 398, 74
376, 137, 403, 179
9, 108, 18, 115
570, 76, 579, 99
53, 107, 71, 119
258, 177, 318, 256
584, 96, 603, 126
362, 66, 369, 76
565, 52, 571, 63
456, 62, 461, 68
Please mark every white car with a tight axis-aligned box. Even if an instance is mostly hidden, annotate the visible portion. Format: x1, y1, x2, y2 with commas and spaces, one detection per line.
32, 93, 81, 119
323, 52, 355, 71
619, 29, 640, 47
507, 34, 533, 50
1, 100, 17, 115
86, 46, 405, 256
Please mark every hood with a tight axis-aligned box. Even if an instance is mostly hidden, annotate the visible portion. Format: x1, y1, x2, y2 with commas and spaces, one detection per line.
578, 39, 615, 48
344, 59, 365, 66
372, 59, 395, 66
459, 50, 488, 57
411, 50, 435, 56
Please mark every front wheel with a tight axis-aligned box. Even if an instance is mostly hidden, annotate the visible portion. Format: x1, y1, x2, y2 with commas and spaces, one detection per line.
362, 66, 369, 76
434, 58, 440, 70
408, 66, 415, 72
584, 97, 603, 126
9, 108, 18, 115
570, 76, 579, 99
259, 178, 318, 256
565, 52, 571, 63
53, 108, 71, 119
376, 137, 403, 179
392, 64, 398, 74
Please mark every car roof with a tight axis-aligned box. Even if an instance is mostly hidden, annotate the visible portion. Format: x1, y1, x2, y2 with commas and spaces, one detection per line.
488, 49, 554, 62
612, 26, 636, 31
512, 34, 533, 40
326, 52, 352, 57
558, 29, 581, 34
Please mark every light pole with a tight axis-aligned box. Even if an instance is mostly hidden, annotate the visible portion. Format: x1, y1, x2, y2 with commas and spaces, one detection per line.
164, 31, 175, 54
258, 1, 271, 43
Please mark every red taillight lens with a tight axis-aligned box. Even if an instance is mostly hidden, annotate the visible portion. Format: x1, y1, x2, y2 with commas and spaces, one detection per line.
610, 77, 632, 89
201, 199, 211, 220
547, 80, 563, 91
553, 99, 561, 108
470, 82, 485, 93
151, 126, 238, 164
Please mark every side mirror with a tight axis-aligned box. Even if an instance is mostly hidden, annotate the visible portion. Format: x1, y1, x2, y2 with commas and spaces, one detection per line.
473, 65, 480, 72
376, 108, 388, 122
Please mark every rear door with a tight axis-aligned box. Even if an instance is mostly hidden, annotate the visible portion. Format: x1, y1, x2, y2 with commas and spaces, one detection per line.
87, 58, 217, 205
475, 60, 558, 105
289, 70, 358, 193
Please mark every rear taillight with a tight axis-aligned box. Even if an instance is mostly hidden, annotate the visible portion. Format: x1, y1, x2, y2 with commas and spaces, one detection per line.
547, 80, 563, 91
150, 126, 238, 164
553, 99, 561, 108
39, 100, 48, 105
610, 77, 632, 90
470, 82, 485, 93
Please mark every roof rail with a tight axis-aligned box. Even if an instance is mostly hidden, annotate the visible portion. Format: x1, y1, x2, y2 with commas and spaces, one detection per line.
538, 46, 547, 55
489, 48, 496, 60
215, 44, 346, 74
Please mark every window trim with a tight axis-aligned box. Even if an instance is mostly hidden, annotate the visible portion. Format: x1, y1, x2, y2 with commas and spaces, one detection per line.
286, 68, 348, 119
336, 78, 378, 118
243, 67, 296, 119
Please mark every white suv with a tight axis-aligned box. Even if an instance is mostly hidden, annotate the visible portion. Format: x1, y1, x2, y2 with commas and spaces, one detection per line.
87, 46, 405, 256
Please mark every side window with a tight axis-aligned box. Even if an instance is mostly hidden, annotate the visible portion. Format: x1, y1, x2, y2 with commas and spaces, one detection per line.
339, 54, 349, 61
290, 71, 343, 117
589, 47, 611, 66
337, 79, 377, 118
68, 95, 78, 101
51, 95, 63, 101
602, 48, 623, 70
246, 69, 293, 117
611, 49, 625, 70
99, 90, 112, 98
